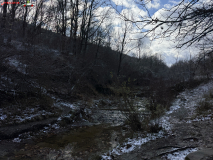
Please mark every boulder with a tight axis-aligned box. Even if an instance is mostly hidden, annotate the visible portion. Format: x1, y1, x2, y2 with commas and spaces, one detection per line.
186, 148, 213, 160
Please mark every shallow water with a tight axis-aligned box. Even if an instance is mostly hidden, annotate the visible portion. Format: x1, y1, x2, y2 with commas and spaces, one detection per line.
4, 100, 148, 160
31, 124, 135, 159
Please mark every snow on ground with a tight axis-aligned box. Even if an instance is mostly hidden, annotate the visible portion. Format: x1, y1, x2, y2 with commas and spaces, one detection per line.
102, 80, 213, 159
12, 137, 22, 143
160, 80, 213, 132
0, 115, 7, 120
13, 110, 54, 123
102, 131, 165, 159
0, 107, 55, 126
55, 102, 77, 109
163, 148, 198, 160
51, 123, 60, 129
0, 76, 14, 88
186, 114, 213, 123
5, 57, 27, 74
9, 39, 62, 57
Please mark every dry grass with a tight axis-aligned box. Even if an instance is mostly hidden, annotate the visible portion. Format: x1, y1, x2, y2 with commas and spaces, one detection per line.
0, 91, 61, 126
196, 89, 213, 115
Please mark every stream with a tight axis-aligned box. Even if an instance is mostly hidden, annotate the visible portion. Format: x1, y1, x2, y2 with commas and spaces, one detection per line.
1, 80, 213, 160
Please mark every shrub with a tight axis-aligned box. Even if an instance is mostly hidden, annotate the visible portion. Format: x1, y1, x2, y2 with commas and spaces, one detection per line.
196, 101, 213, 114
196, 89, 213, 115
117, 81, 145, 131
171, 106, 189, 120
149, 123, 162, 133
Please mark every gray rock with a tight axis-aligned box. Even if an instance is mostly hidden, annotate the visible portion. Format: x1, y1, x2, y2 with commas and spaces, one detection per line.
186, 148, 213, 160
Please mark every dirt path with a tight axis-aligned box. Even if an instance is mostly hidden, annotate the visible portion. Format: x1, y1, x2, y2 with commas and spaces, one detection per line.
116, 119, 213, 160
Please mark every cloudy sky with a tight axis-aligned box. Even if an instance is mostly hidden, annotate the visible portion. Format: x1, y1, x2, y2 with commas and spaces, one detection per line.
35, 0, 198, 66
97, 0, 202, 66
8, 0, 206, 67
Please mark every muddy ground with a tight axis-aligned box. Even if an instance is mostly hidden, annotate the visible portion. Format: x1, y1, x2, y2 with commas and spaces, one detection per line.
116, 119, 213, 160
1, 81, 213, 160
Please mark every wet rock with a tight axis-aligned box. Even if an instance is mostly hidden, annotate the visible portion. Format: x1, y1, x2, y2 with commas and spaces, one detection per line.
0, 118, 57, 140
181, 98, 187, 102
186, 148, 213, 160
110, 155, 115, 159
207, 144, 213, 148
126, 144, 132, 149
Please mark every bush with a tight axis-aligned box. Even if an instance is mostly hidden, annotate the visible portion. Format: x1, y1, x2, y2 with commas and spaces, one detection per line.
149, 123, 162, 133
196, 89, 213, 115
145, 99, 165, 119
196, 101, 213, 114
117, 81, 145, 131
171, 106, 189, 120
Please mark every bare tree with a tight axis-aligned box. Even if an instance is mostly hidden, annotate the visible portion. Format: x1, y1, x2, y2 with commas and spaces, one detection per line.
26, 0, 44, 45
116, 21, 131, 76
131, 0, 213, 52
92, 26, 111, 63
7, 0, 19, 42
137, 38, 144, 60
23, 6, 28, 38
81, 0, 95, 55
1, 0, 8, 29
73, 0, 79, 56
78, 0, 108, 56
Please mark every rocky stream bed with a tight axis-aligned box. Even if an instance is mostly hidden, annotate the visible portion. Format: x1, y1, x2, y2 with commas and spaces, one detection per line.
0, 81, 213, 160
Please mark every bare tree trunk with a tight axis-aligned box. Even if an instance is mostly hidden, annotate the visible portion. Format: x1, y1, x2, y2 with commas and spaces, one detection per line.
23, 6, 28, 38
1, 0, 8, 29
137, 39, 143, 60
7, 0, 17, 43
94, 38, 101, 64
82, 0, 94, 56
79, 0, 87, 55
69, 2, 74, 38
9, 0, 18, 40
31, 0, 42, 46
117, 25, 127, 76
73, 0, 79, 56
60, 0, 66, 36
59, 0, 67, 54
69, 0, 75, 54
11, 0, 17, 21
117, 52, 122, 76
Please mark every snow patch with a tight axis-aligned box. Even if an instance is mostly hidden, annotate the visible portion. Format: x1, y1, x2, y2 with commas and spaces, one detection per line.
6, 57, 27, 74
102, 131, 165, 159
160, 80, 213, 131
52, 123, 60, 129
192, 114, 212, 122
163, 148, 198, 160
0, 115, 7, 120
102, 80, 213, 159
56, 102, 77, 109
12, 137, 22, 143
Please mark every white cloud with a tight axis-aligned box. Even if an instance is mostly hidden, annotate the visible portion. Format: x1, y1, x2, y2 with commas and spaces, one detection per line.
169, 0, 180, 5
148, 38, 195, 66
20, 0, 211, 66
164, 3, 173, 9
140, 0, 213, 65
146, 0, 160, 9
120, 6, 147, 22
111, 0, 134, 8
94, 1, 186, 66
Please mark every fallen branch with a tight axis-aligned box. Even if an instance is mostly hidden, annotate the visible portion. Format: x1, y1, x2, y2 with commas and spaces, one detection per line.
157, 145, 181, 150
157, 146, 196, 157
